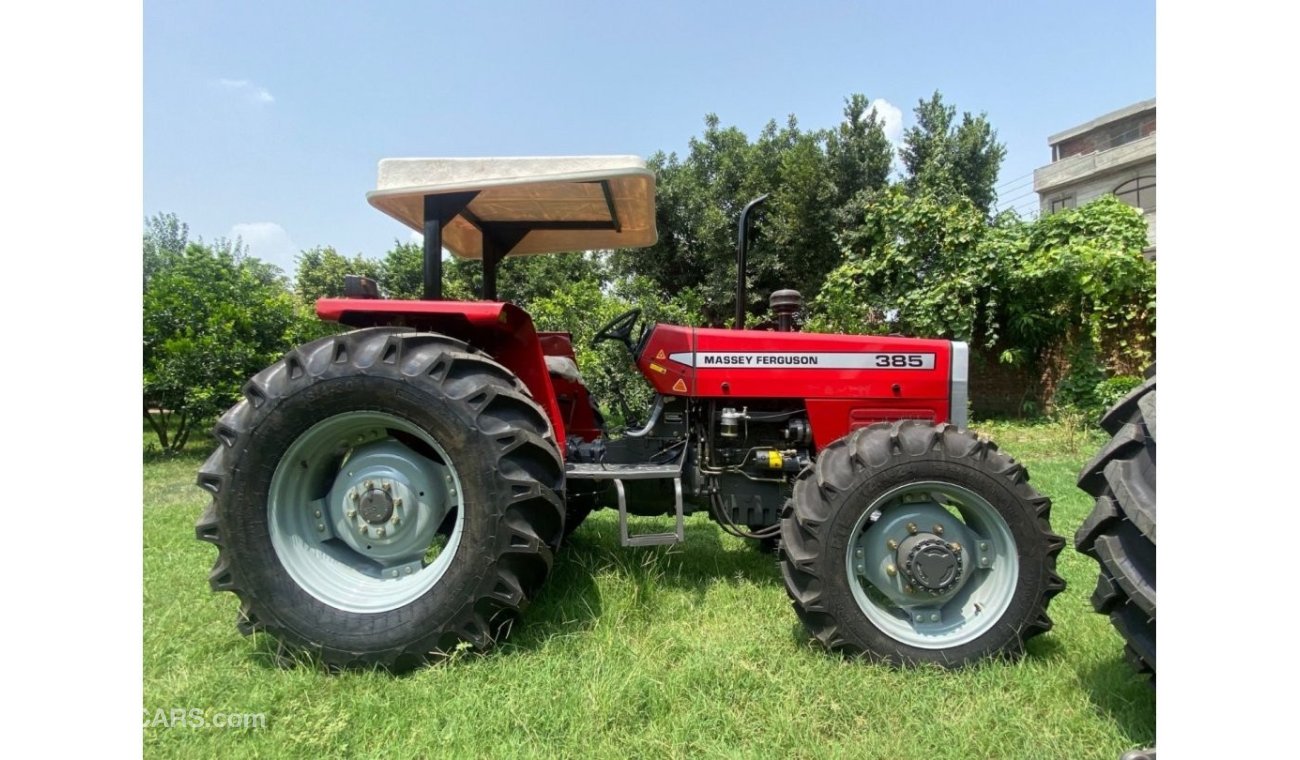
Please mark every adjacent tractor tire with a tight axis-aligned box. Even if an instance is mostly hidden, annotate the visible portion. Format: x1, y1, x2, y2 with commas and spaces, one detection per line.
1075, 375, 1156, 677
195, 327, 565, 671
779, 420, 1066, 667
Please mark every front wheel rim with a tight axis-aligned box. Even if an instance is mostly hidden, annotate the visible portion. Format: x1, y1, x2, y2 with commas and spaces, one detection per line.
845, 480, 1019, 649
268, 411, 465, 614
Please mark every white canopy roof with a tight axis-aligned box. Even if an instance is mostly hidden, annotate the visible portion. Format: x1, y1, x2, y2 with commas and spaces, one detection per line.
366, 156, 658, 259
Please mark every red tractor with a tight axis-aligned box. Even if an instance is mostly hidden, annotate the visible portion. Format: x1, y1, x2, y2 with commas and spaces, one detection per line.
196, 156, 1065, 670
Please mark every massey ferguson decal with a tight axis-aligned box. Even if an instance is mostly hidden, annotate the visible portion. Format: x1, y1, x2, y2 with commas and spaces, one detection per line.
668, 352, 936, 369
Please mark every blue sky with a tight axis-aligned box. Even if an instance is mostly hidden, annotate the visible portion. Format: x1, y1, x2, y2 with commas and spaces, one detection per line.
144, 1, 1154, 274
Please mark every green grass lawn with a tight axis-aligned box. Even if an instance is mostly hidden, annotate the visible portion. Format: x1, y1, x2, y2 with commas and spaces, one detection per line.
143, 420, 1154, 758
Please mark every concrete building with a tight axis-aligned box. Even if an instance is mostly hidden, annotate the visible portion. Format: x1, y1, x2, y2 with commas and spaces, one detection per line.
1033, 98, 1156, 258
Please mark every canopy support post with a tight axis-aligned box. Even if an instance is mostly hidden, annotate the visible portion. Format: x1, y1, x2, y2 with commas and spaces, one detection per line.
422, 192, 477, 300
479, 226, 528, 302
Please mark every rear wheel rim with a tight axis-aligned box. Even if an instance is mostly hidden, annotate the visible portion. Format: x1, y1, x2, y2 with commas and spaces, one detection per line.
845, 480, 1018, 649
268, 411, 465, 614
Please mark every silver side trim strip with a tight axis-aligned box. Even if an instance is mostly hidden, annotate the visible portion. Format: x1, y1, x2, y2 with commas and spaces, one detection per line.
950, 341, 969, 430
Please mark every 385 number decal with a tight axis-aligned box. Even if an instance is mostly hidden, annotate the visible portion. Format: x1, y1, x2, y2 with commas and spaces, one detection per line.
874, 354, 928, 368
666, 351, 936, 369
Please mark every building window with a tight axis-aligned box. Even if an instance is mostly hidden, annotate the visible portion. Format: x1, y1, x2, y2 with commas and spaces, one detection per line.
1050, 195, 1075, 213
1114, 175, 1156, 212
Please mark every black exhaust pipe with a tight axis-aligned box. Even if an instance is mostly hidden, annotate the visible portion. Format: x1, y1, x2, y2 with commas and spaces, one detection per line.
735, 194, 769, 329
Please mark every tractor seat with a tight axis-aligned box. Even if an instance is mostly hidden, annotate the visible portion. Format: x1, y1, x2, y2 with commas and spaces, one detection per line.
544, 355, 583, 384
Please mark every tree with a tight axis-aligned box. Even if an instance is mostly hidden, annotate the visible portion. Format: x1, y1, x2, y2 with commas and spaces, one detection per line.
445, 250, 608, 309
143, 240, 299, 452
900, 91, 1006, 214
294, 246, 383, 301
614, 100, 889, 325
375, 240, 427, 300
826, 93, 894, 208
810, 191, 1155, 415
143, 212, 189, 288
809, 185, 993, 342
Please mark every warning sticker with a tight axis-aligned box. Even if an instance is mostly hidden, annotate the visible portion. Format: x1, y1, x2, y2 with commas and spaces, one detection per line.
671, 378, 688, 393
655, 349, 667, 360
668, 352, 935, 370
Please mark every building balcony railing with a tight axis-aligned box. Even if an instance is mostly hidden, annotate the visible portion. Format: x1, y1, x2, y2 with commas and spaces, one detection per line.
1034, 133, 1156, 195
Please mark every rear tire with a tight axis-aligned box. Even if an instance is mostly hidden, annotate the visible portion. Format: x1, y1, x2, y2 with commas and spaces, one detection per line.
195, 327, 565, 670
1076, 375, 1156, 677
779, 421, 1065, 667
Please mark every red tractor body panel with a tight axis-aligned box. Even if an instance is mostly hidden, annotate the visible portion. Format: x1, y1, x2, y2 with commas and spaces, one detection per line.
317, 299, 957, 454
638, 324, 955, 448
316, 298, 568, 444
538, 332, 603, 442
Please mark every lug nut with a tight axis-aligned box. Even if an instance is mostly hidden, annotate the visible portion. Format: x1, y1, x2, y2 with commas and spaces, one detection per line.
391, 515, 400, 525
906, 522, 918, 535
903, 584, 914, 594
347, 508, 357, 519
360, 525, 368, 535
950, 542, 961, 553
394, 498, 403, 508
350, 489, 359, 502
885, 564, 897, 577
382, 481, 392, 494
375, 527, 386, 537
365, 480, 374, 489
887, 539, 899, 550
933, 524, 944, 535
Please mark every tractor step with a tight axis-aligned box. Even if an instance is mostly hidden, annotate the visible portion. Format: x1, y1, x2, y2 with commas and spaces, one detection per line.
614, 477, 685, 547
564, 461, 684, 480
566, 453, 686, 546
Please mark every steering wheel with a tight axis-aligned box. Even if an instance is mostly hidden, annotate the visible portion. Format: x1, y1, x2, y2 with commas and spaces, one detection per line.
592, 307, 642, 353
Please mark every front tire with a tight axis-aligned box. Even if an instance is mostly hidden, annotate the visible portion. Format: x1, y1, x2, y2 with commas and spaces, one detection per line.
194, 327, 565, 670
779, 421, 1065, 667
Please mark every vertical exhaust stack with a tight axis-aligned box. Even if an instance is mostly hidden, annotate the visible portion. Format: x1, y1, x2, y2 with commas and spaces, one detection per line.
771, 289, 802, 331
735, 194, 770, 329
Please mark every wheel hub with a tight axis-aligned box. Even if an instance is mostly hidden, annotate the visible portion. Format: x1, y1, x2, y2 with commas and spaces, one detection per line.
855, 498, 977, 607
327, 440, 449, 563
898, 533, 964, 594
358, 486, 395, 524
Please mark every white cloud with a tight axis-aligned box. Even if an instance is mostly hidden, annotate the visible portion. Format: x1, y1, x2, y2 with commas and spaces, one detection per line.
215, 78, 274, 105
867, 98, 904, 146
230, 222, 298, 273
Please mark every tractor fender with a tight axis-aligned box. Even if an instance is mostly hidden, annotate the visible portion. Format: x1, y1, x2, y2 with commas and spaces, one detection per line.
315, 298, 566, 446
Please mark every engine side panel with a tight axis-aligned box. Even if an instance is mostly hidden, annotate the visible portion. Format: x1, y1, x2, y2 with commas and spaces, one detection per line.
636, 324, 695, 396
645, 325, 954, 449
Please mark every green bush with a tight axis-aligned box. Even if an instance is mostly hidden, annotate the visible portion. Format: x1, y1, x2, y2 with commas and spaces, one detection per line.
143, 238, 301, 453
